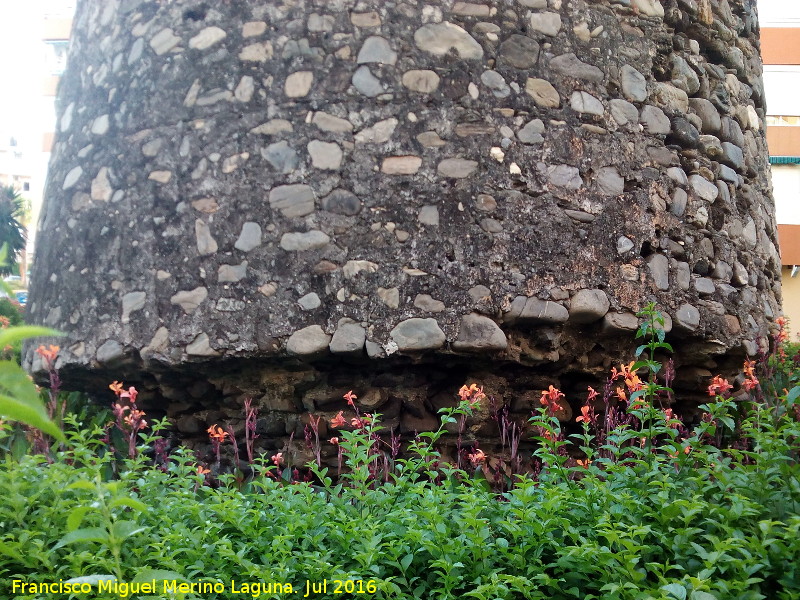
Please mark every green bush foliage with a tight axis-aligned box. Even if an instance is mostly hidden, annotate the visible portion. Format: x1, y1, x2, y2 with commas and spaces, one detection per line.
0, 307, 798, 599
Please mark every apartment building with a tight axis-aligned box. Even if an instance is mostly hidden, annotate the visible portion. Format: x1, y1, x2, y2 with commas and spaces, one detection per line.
761, 3, 800, 328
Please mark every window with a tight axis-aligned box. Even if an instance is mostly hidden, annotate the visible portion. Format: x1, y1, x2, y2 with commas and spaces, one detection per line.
43, 40, 69, 75
22, 182, 30, 192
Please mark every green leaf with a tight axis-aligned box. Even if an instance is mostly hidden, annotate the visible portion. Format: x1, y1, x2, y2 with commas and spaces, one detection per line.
54, 527, 109, 548
108, 496, 148, 513
786, 386, 800, 407
112, 520, 147, 541
690, 592, 718, 600
132, 569, 187, 584
67, 480, 97, 492
400, 554, 414, 571
67, 505, 95, 531
661, 583, 687, 600
0, 392, 64, 441
0, 326, 63, 351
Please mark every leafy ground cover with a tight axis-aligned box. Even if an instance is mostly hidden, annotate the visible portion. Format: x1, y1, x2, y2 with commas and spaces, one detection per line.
0, 307, 799, 599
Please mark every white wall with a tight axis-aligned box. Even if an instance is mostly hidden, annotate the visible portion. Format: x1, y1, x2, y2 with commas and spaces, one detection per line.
758, 0, 800, 27
772, 165, 800, 224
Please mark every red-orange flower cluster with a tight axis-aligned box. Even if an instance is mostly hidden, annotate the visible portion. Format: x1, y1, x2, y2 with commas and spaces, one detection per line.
207, 425, 228, 443
742, 359, 760, 392
330, 411, 346, 428
707, 375, 733, 398
540, 385, 564, 411
35, 345, 60, 369
458, 384, 486, 409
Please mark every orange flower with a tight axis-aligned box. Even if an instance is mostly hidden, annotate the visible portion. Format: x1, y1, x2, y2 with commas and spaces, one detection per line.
616, 387, 627, 402
467, 448, 487, 466
777, 316, 788, 329
586, 386, 598, 402
124, 408, 148, 430
343, 390, 357, 407
576, 458, 589, 468
576, 405, 591, 424
350, 417, 361, 428
742, 376, 760, 391
707, 375, 733, 397
625, 373, 645, 393
109, 381, 124, 396
458, 384, 486, 408
329, 437, 339, 445
330, 411, 346, 428
0, 316, 10, 328
540, 385, 564, 409
207, 425, 228, 443
743, 359, 757, 379
611, 361, 635, 382
35, 345, 60, 367
120, 386, 138, 403
272, 452, 284, 466
196, 465, 210, 476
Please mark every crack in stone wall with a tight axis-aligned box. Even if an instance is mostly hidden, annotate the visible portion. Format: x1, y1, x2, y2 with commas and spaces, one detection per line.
26, 0, 780, 461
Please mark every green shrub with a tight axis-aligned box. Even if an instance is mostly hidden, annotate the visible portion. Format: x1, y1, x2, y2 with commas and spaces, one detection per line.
0, 306, 798, 599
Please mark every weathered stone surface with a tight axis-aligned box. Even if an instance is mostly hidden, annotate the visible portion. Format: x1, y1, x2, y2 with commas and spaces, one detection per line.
525, 78, 560, 108
280, 231, 330, 252
287, 325, 331, 356
498, 35, 539, 69
505, 297, 569, 324
285, 71, 314, 98
401, 70, 440, 93
414, 294, 446, 313
640, 106, 670, 134
356, 118, 398, 144
351, 66, 383, 97
452, 314, 507, 352
569, 289, 610, 324
218, 261, 247, 283
620, 65, 647, 102
27, 0, 780, 457
518, 119, 545, 144
390, 318, 446, 351
269, 184, 315, 218
414, 22, 483, 60
596, 167, 624, 196
298, 293, 321, 311
189, 27, 226, 50
438, 158, 478, 178
170, 287, 208, 314
548, 165, 582, 189
674, 304, 701, 331
549, 53, 604, 82
647, 254, 670, 290
121, 291, 146, 324
195, 220, 217, 255
689, 175, 719, 202
689, 98, 721, 133
529, 12, 561, 36
308, 141, 343, 170
97, 340, 124, 363
322, 189, 361, 216
329, 321, 367, 355
357, 36, 397, 65
186, 333, 219, 357
571, 91, 604, 116
383, 156, 423, 175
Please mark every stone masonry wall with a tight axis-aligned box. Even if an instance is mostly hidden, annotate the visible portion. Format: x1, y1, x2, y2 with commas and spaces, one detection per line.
26, 0, 780, 463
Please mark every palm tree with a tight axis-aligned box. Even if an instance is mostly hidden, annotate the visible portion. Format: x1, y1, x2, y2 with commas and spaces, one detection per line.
0, 185, 27, 277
